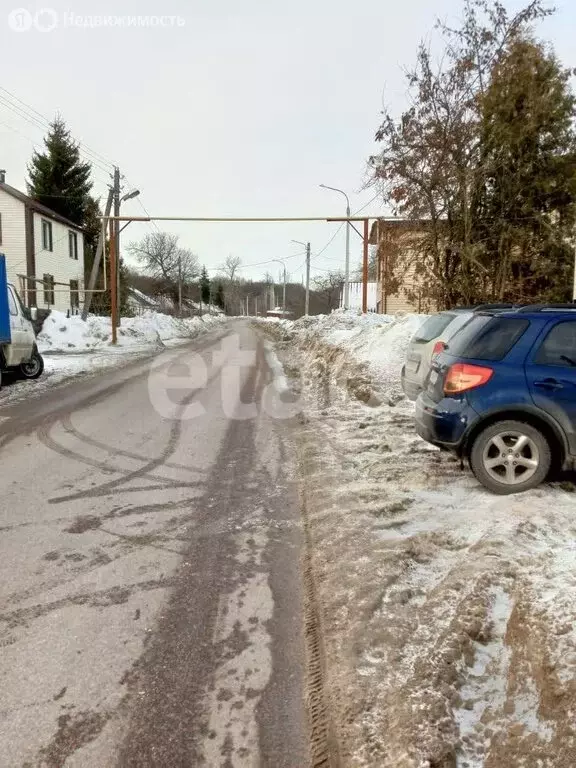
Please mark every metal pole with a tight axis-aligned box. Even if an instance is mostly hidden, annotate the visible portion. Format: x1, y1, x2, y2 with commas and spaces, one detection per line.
344, 203, 350, 308
110, 218, 117, 344
362, 218, 369, 314
113, 167, 121, 327
82, 187, 113, 320
319, 185, 351, 308
283, 266, 286, 311
178, 255, 182, 316
305, 242, 311, 315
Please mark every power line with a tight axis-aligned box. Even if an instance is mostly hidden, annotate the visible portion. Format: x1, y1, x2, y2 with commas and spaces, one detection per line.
0, 116, 111, 189
0, 86, 115, 172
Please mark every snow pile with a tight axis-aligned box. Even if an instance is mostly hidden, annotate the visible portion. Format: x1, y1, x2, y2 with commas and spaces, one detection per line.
261, 310, 426, 407
273, 309, 576, 768
37, 310, 227, 353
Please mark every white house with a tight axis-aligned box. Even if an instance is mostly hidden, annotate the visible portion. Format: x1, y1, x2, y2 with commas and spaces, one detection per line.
0, 172, 85, 313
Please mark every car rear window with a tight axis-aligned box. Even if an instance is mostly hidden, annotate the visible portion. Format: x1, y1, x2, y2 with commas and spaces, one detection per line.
413, 313, 456, 343
448, 316, 529, 361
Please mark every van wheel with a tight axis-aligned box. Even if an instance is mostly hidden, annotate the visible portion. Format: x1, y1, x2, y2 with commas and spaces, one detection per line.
20, 348, 44, 380
470, 420, 551, 495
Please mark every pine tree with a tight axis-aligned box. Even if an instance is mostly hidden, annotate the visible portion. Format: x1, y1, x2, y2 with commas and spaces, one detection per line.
27, 116, 93, 226
214, 282, 225, 310
200, 266, 211, 305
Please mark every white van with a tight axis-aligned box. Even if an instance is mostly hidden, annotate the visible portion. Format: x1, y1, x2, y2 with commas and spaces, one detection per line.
1, 282, 44, 387
402, 304, 517, 401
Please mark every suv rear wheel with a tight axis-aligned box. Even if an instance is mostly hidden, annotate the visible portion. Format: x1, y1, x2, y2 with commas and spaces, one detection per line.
470, 420, 551, 495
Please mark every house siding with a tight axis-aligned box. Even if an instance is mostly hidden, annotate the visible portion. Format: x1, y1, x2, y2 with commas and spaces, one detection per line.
0, 189, 27, 292
372, 220, 437, 315
33, 213, 85, 312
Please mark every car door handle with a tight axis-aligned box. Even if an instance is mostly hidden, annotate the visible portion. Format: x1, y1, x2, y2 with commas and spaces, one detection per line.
534, 378, 564, 391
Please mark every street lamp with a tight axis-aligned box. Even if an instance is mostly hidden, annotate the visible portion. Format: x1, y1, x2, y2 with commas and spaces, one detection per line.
121, 189, 140, 203
320, 184, 350, 309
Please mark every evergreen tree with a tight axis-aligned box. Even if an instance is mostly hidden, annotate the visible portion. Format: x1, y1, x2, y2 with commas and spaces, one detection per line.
214, 282, 225, 310
200, 266, 211, 305
370, 0, 576, 307
27, 116, 93, 226
478, 38, 576, 302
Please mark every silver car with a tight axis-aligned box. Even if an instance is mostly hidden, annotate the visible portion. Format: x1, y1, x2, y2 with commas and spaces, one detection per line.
401, 305, 516, 401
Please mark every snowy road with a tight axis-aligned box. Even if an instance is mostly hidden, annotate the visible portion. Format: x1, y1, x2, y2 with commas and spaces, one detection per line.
0, 322, 308, 767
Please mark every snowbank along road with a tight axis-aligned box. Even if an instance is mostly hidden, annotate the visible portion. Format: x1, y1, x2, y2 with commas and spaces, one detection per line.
266, 311, 576, 768
0, 321, 309, 767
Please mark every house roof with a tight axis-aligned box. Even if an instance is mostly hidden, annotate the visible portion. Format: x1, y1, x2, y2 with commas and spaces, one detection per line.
369, 218, 432, 244
0, 182, 84, 231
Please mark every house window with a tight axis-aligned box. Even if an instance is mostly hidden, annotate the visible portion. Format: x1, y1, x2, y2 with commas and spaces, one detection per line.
42, 219, 53, 251
43, 274, 55, 306
69, 231, 78, 260
70, 279, 79, 311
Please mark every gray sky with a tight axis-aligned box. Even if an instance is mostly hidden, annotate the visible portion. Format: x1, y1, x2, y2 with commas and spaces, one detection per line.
1, 0, 573, 284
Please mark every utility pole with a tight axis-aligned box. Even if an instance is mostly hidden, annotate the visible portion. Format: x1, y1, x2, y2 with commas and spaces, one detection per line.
344, 201, 350, 309
113, 166, 121, 327
110, 218, 118, 344
362, 218, 369, 313
178, 255, 183, 316
282, 266, 286, 312
82, 187, 114, 320
305, 241, 311, 315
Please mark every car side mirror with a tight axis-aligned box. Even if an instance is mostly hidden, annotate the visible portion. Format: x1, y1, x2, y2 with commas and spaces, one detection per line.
30, 307, 38, 321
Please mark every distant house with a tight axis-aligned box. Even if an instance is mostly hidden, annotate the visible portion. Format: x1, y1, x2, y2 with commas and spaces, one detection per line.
0, 172, 85, 313
266, 308, 294, 319
370, 218, 436, 314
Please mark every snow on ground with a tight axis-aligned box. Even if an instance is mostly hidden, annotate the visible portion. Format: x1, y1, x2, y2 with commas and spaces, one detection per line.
38, 310, 226, 353
263, 310, 576, 768
0, 310, 227, 405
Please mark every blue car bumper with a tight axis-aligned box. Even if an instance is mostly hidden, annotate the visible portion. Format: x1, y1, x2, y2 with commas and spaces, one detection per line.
415, 392, 479, 452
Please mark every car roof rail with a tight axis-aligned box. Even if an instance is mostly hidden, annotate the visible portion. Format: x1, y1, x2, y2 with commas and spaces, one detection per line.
515, 302, 576, 313
473, 303, 517, 311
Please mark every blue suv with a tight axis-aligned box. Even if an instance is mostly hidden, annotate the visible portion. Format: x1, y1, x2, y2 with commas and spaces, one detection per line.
415, 305, 576, 494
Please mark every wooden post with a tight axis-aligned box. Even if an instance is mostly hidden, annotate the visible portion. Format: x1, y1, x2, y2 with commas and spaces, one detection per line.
362, 217, 369, 313
110, 218, 117, 344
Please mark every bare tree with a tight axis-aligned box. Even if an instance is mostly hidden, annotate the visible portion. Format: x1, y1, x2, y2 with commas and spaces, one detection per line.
220, 255, 242, 282
128, 232, 199, 305
313, 271, 344, 313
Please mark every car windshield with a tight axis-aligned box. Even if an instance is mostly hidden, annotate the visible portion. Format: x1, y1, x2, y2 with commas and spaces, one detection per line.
448, 315, 530, 361
413, 313, 456, 343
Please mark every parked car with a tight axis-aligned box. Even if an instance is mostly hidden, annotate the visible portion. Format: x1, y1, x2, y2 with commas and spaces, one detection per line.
0, 257, 44, 389
415, 305, 576, 494
401, 305, 515, 401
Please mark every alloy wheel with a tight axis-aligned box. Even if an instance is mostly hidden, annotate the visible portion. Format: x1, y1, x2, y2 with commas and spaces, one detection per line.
482, 430, 540, 486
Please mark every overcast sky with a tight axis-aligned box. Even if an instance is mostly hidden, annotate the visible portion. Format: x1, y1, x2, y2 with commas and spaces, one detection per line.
1, 0, 573, 284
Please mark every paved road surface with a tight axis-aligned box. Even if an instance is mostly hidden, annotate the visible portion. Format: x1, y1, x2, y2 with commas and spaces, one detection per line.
0, 322, 308, 767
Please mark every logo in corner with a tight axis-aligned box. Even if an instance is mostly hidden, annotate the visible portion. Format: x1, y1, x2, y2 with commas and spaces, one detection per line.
7, 8, 33, 31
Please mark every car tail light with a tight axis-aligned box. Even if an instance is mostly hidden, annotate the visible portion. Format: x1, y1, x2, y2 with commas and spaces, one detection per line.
444, 363, 493, 394
432, 341, 447, 357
